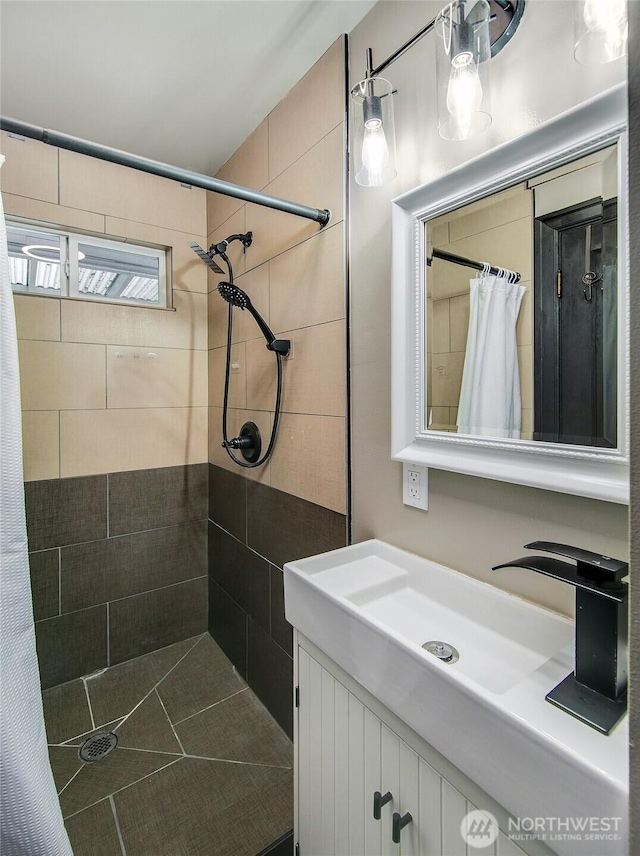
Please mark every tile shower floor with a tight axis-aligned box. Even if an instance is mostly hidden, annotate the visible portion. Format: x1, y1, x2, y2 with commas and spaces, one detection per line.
43, 634, 293, 855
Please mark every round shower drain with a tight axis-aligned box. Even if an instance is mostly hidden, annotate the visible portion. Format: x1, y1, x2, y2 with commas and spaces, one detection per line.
78, 731, 118, 762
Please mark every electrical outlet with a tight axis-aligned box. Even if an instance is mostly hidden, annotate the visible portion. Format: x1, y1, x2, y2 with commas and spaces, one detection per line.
403, 463, 428, 510
408, 470, 420, 498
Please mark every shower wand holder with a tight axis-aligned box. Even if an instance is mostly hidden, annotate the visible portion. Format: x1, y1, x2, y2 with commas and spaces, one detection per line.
268, 339, 291, 356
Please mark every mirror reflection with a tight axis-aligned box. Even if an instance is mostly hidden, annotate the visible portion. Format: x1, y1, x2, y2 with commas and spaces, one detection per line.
425, 144, 618, 448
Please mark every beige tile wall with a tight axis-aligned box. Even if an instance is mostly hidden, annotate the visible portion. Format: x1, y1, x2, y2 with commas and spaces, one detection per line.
206, 38, 347, 515
426, 184, 534, 437
3, 131, 208, 479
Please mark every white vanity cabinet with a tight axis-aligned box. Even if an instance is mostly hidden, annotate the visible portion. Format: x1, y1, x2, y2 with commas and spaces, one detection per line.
294, 634, 541, 856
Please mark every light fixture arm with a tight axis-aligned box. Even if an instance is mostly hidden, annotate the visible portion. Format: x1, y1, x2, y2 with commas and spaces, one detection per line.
366, 21, 438, 78
362, 0, 525, 80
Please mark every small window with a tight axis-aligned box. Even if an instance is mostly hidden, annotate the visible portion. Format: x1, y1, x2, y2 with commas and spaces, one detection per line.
8, 225, 64, 294
8, 221, 169, 308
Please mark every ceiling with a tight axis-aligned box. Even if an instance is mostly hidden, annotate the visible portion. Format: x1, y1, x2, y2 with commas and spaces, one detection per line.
0, 0, 375, 175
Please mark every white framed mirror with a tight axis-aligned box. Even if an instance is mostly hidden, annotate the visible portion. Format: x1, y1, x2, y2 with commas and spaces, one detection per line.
391, 84, 628, 504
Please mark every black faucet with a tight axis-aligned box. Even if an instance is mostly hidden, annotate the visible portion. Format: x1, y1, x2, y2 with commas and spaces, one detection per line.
493, 541, 628, 735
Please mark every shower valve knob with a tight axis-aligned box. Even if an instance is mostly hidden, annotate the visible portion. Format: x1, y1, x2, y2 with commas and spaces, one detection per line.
224, 437, 253, 451
222, 422, 262, 464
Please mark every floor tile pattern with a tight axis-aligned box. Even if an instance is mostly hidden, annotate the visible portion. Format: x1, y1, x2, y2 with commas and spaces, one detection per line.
44, 634, 293, 855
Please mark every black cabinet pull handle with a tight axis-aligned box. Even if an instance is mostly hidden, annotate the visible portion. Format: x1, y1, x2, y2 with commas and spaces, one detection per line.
392, 811, 412, 843
373, 790, 392, 820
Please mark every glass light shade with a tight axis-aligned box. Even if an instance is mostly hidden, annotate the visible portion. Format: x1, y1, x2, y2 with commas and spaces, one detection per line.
574, 0, 627, 65
436, 0, 492, 141
351, 77, 397, 187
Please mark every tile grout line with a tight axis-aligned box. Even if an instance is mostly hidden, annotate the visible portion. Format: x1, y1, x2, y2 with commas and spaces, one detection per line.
104, 345, 108, 412
106, 602, 110, 666
58, 547, 62, 617
67, 518, 207, 546
267, 119, 343, 189
111, 747, 182, 758
106, 473, 109, 538
245, 613, 249, 680
51, 715, 121, 746
58, 408, 61, 482
82, 677, 96, 730
268, 564, 272, 637
208, 527, 298, 654
208, 519, 275, 570
154, 689, 186, 755
112, 634, 205, 734
244, 475, 248, 547
182, 752, 293, 771
98, 574, 207, 608
109, 794, 128, 856
57, 763, 85, 798
62, 757, 182, 822
172, 686, 249, 726
50, 574, 208, 624
210, 315, 347, 345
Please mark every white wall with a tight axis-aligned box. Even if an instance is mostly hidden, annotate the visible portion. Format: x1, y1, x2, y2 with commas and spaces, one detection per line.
627, 3, 639, 848
349, 0, 628, 617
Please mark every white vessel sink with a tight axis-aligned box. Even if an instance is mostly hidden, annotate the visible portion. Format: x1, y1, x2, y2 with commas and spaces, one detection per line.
284, 539, 628, 856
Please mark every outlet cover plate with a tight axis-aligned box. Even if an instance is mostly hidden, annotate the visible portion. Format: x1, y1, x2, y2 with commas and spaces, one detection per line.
403, 463, 428, 510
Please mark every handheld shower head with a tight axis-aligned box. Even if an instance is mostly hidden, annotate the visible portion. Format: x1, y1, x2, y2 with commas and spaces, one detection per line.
217, 281, 250, 309
217, 282, 290, 356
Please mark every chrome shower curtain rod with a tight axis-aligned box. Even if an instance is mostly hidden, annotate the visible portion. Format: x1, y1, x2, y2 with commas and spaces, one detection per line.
0, 116, 331, 227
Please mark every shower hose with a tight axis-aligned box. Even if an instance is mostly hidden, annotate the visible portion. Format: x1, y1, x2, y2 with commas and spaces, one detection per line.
220, 253, 283, 468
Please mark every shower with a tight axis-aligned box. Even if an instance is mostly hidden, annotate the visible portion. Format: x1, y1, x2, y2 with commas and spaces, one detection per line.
189, 234, 290, 468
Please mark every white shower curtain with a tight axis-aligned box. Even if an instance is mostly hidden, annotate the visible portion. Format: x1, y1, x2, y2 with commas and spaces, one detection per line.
457, 273, 525, 439
0, 157, 73, 854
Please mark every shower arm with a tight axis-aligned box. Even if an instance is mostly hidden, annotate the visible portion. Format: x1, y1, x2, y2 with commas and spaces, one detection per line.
0, 116, 331, 227
211, 233, 253, 255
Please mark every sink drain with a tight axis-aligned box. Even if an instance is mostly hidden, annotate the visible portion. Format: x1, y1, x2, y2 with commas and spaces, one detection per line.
78, 731, 118, 762
422, 640, 459, 664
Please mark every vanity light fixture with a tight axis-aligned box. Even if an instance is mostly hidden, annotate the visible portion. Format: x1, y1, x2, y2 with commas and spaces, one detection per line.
351, 0, 525, 185
351, 73, 397, 187
436, 0, 492, 141
574, 0, 627, 65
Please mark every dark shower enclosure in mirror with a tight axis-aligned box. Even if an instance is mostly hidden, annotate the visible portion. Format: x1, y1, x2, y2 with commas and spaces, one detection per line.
425, 144, 618, 449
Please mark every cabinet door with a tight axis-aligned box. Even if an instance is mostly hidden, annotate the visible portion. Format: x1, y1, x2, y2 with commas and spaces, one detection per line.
297, 648, 322, 853
297, 648, 538, 856
396, 737, 447, 856
416, 756, 443, 855
442, 780, 469, 856
297, 649, 384, 855
297, 652, 451, 856
381, 724, 400, 856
